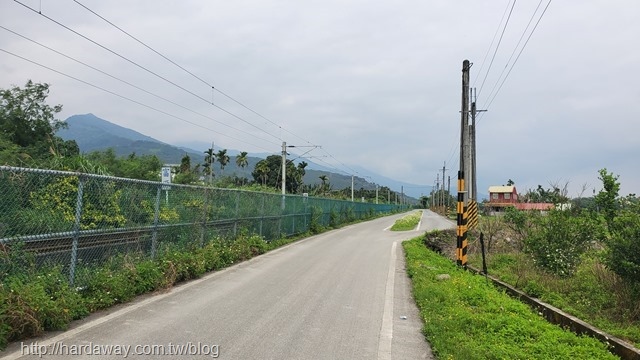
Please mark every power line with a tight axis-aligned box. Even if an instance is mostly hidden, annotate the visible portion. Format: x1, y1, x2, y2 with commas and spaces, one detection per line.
482, 0, 545, 108
0, 47, 275, 153
0, 25, 280, 148
472, 0, 515, 89
480, 0, 552, 115
72, 0, 316, 147
13, 0, 284, 143
12, 1, 361, 183
476, 0, 517, 99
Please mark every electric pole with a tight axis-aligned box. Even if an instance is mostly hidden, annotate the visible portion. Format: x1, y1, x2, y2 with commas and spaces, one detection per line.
281, 141, 286, 210
447, 175, 451, 211
458, 59, 471, 268
351, 175, 354, 202
461, 60, 471, 204
441, 162, 447, 212
209, 141, 214, 185
470, 88, 486, 202
436, 174, 440, 209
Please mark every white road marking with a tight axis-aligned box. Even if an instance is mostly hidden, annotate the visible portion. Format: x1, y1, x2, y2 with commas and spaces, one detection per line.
377, 240, 397, 360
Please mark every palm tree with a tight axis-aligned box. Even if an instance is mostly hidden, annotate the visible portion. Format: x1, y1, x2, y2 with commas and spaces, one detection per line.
294, 161, 308, 194
235, 151, 249, 185
319, 175, 328, 195
236, 151, 249, 169
216, 149, 230, 175
203, 148, 215, 180
256, 161, 270, 186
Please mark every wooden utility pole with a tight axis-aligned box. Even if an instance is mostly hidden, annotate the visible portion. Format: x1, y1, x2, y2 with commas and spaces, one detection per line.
441, 162, 447, 212
457, 59, 471, 268
460, 60, 471, 204
470, 88, 486, 203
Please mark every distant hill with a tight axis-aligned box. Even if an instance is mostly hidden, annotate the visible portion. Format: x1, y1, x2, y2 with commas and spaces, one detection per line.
57, 114, 204, 164
57, 113, 422, 200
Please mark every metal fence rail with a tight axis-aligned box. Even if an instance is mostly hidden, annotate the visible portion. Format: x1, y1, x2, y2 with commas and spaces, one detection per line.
0, 166, 403, 284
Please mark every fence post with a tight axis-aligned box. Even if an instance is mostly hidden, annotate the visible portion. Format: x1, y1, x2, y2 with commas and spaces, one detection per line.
234, 192, 240, 238
151, 184, 162, 259
259, 193, 264, 238
69, 175, 86, 286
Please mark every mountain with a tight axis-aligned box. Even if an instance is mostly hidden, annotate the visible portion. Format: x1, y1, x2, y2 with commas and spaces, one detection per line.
58, 114, 204, 164
57, 113, 424, 200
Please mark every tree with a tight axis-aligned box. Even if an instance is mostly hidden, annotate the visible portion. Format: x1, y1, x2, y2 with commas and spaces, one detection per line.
216, 149, 230, 175
251, 155, 301, 192
319, 175, 329, 195
595, 168, 620, 229
255, 161, 270, 186
235, 151, 249, 170
0, 80, 78, 162
235, 151, 249, 185
174, 154, 199, 184
203, 147, 215, 179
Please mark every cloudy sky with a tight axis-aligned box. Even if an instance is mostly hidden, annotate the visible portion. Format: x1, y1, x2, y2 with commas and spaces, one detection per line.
1, 0, 639, 197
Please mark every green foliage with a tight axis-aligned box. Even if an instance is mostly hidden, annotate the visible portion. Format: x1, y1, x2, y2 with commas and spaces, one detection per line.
521, 184, 570, 204
251, 155, 306, 193
404, 236, 617, 359
390, 210, 422, 231
86, 149, 162, 180
309, 206, 324, 234
29, 176, 126, 230
595, 168, 620, 229
607, 210, 640, 288
0, 81, 79, 165
523, 209, 606, 276
2, 267, 88, 341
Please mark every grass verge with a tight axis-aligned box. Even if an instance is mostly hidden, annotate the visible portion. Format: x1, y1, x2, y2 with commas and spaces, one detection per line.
403, 235, 618, 360
390, 210, 422, 231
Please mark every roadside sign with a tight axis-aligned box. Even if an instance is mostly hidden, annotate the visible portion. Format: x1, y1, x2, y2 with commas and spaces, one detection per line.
161, 166, 171, 190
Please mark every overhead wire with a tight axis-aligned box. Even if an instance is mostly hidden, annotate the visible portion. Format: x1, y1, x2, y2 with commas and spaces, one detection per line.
472, 0, 515, 89
0, 47, 274, 152
72, 0, 316, 147
0, 25, 280, 148
11, 0, 392, 186
13, 0, 283, 143
478, 0, 552, 121
481, 0, 544, 110
476, 0, 517, 100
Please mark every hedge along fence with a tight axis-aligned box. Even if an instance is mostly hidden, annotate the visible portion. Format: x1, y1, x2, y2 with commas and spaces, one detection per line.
0, 166, 404, 286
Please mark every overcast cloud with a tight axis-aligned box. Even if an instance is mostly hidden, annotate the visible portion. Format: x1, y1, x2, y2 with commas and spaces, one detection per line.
1, 0, 639, 197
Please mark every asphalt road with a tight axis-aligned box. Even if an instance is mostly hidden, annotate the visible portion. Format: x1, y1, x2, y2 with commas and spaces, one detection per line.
3, 210, 454, 360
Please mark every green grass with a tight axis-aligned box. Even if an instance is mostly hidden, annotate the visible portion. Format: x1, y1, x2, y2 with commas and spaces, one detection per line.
390, 210, 422, 231
404, 236, 619, 360
468, 251, 640, 347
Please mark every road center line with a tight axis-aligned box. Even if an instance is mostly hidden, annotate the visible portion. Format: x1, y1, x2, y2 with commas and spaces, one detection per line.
377, 240, 397, 360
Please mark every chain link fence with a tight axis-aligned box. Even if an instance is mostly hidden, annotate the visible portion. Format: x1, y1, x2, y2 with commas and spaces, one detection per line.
0, 166, 404, 285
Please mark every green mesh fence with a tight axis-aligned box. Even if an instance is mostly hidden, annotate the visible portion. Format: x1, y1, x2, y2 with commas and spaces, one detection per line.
0, 166, 404, 285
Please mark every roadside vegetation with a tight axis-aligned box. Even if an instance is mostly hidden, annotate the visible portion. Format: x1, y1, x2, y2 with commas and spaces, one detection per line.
390, 210, 422, 231
0, 81, 405, 350
404, 235, 618, 359
462, 169, 640, 347
0, 205, 385, 350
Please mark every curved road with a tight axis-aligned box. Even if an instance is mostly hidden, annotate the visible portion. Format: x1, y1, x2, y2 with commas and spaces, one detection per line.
3, 210, 454, 360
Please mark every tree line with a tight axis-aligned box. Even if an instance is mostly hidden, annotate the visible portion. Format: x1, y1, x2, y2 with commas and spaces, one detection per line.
1, 81, 401, 203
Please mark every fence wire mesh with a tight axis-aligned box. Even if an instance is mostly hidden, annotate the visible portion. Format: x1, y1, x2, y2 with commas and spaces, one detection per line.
0, 166, 404, 285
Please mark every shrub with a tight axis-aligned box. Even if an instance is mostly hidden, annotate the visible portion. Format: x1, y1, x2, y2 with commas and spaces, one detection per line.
607, 210, 640, 289
523, 210, 606, 277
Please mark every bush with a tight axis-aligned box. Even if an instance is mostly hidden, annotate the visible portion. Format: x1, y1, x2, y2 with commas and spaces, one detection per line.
3, 267, 88, 341
522, 210, 606, 277
607, 210, 640, 289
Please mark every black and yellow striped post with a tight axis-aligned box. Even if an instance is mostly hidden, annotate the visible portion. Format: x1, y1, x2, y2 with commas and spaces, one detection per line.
467, 200, 478, 230
456, 171, 468, 267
